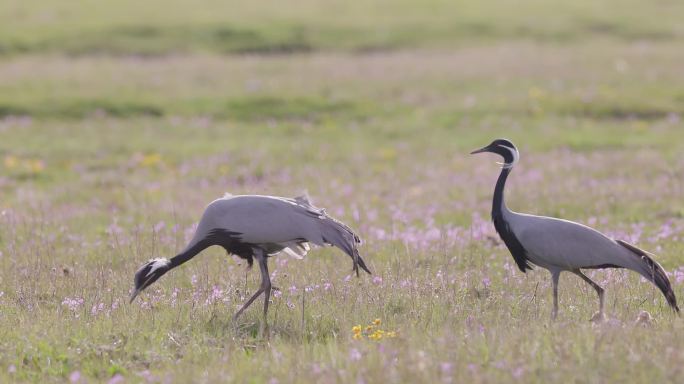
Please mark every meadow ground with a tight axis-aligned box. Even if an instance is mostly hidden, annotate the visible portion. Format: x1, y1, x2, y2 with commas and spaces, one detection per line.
1, 1, 684, 383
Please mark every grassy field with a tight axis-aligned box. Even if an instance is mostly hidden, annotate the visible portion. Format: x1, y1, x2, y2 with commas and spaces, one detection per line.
1, 1, 684, 382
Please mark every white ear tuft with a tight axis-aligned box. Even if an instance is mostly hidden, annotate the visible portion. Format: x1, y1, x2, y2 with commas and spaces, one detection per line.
147, 258, 170, 276
498, 144, 520, 169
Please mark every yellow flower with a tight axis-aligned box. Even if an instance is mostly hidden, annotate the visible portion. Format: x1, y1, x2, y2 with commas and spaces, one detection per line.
376, 147, 397, 161
4, 155, 17, 169
365, 325, 373, 332
140, 153, 162, 167
528, 87, 546, 99
27, 159, 44, 173
352, 325, 362, 334
352, 333, 363, 340
372, 318, 381, 326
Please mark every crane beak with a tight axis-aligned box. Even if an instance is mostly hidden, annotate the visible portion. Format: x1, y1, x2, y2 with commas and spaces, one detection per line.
129, 289, 141, 304
470, 145, 490, 155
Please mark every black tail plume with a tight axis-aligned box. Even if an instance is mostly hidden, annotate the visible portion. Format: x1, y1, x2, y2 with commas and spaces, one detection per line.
617, 240, 679, 312
319, 216, 371, 276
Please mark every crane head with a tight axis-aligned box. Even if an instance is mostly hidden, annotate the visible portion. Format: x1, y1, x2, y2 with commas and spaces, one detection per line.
470, 138, 519, 169
130, 258, 171, 303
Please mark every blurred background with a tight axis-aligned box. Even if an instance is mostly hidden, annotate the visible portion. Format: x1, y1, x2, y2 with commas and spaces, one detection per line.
1, 0, 683, 204
2, 0, 684, 219
2, 1, 684, 124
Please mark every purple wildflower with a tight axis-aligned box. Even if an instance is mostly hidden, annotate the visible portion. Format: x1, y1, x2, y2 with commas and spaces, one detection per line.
349, 348, 362, 361
482, 277, 491, 288
62, 297, 84, 312
69, 371, 81, 383
107, 374, 125, 384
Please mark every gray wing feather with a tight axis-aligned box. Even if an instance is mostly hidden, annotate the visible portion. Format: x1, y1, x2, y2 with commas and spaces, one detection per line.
185, 195, 370, 274
510, 213, 640, 270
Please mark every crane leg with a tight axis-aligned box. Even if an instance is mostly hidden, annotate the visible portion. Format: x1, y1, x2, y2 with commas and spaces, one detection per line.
551, 270, 560, 320
233, 286, 264, 321
572, 269, 605, 322
258, 251, 272, 330
233, 248, 270, 324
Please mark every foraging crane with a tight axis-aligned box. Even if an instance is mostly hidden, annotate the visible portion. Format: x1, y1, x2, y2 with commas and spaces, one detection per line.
130, 194, 370, 324
471, 139, 679, 320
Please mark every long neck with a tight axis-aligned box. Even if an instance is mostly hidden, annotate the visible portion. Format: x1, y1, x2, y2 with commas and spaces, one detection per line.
492, 167, 512, 219
169, 239, 211, 269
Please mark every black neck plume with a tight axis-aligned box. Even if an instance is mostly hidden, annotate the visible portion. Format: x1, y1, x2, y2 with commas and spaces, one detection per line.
169, 239, 212, 269
491, 167, 511, 220
489, 165, 532, 272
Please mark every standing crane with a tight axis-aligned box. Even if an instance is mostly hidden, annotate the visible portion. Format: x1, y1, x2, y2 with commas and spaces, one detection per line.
130, 194, 370, 326
471, 139, 678, 320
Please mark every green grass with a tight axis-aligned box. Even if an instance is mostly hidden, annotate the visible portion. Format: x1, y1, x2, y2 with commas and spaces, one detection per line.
0, 95, 377, 121
2, 0, 684, 55
1, 0, 684, 383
